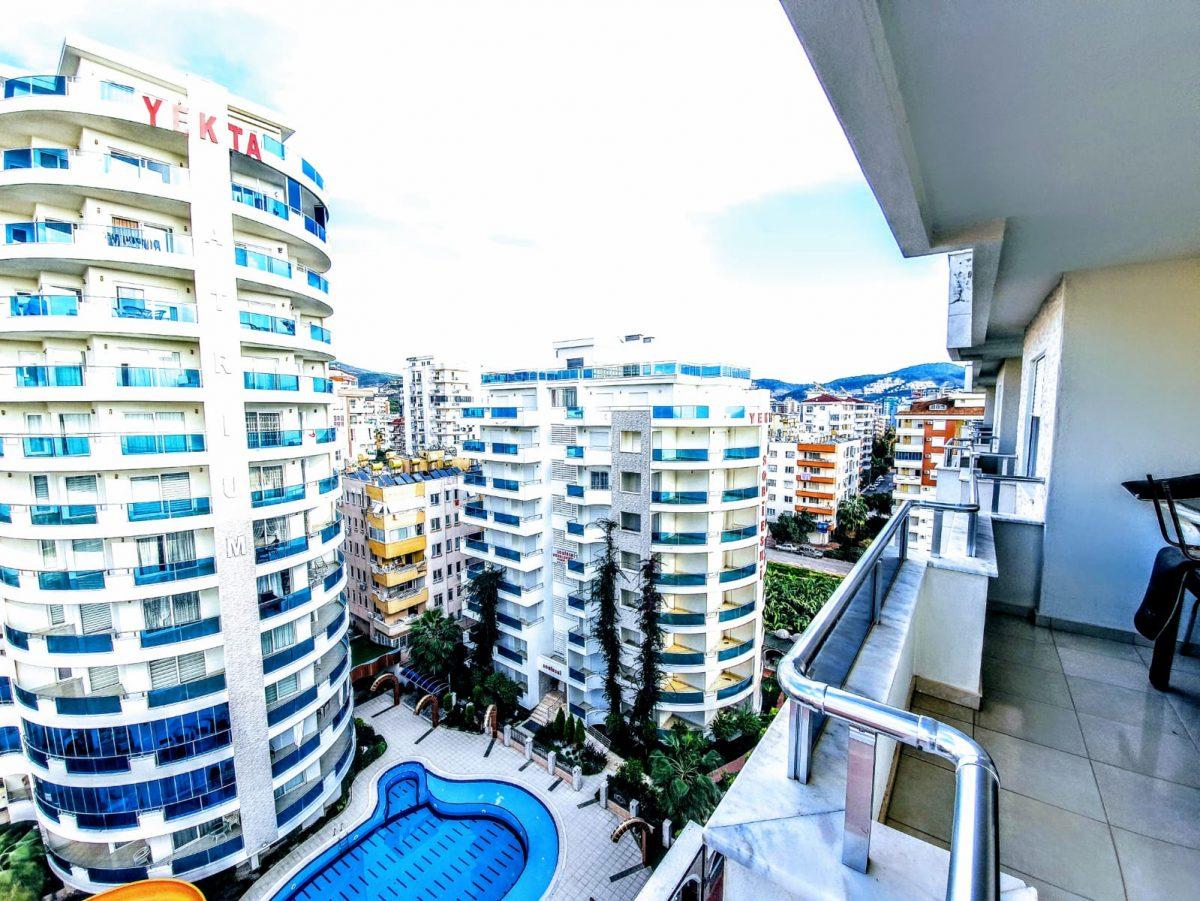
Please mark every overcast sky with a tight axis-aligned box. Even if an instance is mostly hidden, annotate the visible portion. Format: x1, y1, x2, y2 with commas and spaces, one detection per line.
4, 0, 950, 383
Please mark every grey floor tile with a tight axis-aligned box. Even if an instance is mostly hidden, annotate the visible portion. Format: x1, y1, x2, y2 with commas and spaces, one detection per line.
884, 817, 949, 851
983, 656, 1074, 708
1078, 710, 1200, 787
1067, 674, 1187, 733
1112, 827, 1200, 901
976, 687, 1087, 754
1163, 683, 1200, 749
1136, 643, 1200, 675
997, 789, 1125, 901
912, 691, 976, 723
985, 631, 1065, 673
987, 614, 1055, 645
1058, 646, 1154, 693
1002, 868, 1091, 901
886, 754, 956, 842
974, 726, 1105, 820
1093, 761, 1200, 849
1054, 629, 1143, 662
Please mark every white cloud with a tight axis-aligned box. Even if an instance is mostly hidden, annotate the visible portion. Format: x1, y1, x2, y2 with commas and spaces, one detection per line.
3, 0, 950, 381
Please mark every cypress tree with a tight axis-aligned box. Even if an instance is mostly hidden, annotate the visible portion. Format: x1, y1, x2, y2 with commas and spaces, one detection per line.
590, 519, 625, 739
631, 553, 664, 741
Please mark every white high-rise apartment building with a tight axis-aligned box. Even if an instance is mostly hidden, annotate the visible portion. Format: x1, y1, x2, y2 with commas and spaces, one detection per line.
462, 335, 768, 731
401, 355, 478, 454
764, 428, 860, 542
0, 40, 349, 891
332, 372, 389, 465
798, 394, 876, 484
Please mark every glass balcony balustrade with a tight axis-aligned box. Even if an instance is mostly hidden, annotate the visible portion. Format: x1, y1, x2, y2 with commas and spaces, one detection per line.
247, 429, 302, 449
231, 183, 289, 220
653, 448, 709, 462
23, 435, 90, 457
122, 433, 205, 455
234, 246, 291, 278
15, 364, 83, 387
309, 323, 331, 343
239, 310, 296, 336
134, 558, 215, 586
251, 485, 305, 508
243, 371, 299, 391
116, 367, 200, 389
652, 490, 708, 504
127, 498, 210, 522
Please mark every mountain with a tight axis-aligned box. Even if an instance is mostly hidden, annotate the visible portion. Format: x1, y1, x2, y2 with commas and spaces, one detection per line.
331, 360, 400, 388
754, 362, 965, 402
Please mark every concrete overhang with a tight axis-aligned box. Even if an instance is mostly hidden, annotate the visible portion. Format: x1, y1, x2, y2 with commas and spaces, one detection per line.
779, 0, 1200, 357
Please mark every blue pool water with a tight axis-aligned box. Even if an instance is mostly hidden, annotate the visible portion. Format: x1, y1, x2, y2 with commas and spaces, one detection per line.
269, 761, 558, 900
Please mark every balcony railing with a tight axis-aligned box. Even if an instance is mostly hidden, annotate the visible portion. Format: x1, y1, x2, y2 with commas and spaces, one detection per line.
251, 484, 306, 508
243, 371, 299, 391
134, 557, 216, 586
247, 429, 302, 449
724, 446, 760, 460
309, 323, 331, 344
721, 486, 759, 502
127, 498, 211, 522
255, 536, 309, 564
22, 435, 90, 457
652, 405, 709, 419
140, 616, 220, 648
652, 530, 706, 545
30, 504, 97, 526
719, 562, 758, 583
239, 310, 296, 336
121, 433, 205, 455
653, 448, 709, 462
116, 366, 200, 389
652, 490, 708, 505
14, 364, 82, 387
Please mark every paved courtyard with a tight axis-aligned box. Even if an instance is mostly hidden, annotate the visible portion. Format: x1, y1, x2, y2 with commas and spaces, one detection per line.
247, 692, 651, 901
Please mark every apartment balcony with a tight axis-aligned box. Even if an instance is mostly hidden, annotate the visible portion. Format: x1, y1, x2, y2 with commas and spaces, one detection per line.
559, 483, 612, 506
463, 504, 544, 537
372, 585, 428, 617
463, 440, 540, 463
463, 405, 539, 427
555, 444, 611, 467
467, 475, 542, 502
370, 560, 425, 588
367, 535, 423, 559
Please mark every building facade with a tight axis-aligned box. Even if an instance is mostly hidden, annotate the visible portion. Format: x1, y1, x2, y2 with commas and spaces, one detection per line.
765, 430, 860, 542
796, 394, 876, 485
0, 40, 350, 890
400, 355, 478, 455
461, 335, 768, 731
331, 372, 389, 466
892, 394, 985, 548
340, 453, 473, 651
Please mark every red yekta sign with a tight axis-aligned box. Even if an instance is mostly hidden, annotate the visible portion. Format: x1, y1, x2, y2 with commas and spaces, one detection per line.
141, 95, 267, 161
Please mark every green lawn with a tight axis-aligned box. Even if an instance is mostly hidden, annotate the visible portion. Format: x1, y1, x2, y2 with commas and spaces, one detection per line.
350, 634, 394, 666
763, 562, 842, 636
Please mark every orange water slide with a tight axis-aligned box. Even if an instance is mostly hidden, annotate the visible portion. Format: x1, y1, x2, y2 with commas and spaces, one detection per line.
88, 879, 204, 900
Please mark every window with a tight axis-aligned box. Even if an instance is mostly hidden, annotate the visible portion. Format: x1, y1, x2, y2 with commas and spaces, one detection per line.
431, 542, 442, 558
620, 471, 641, 493
260, 622, 296, 656
784, 466, 794, 474
590, 471, 609, 490
265, 673, 298, 706
785, 451, 795, 459
433, 568, 443, 583
768, 465, 778, 473
620, 551, 639, 570
430, 516, 441, 531
149, 651, 206, 688
429, 493, 440, 505
433, 593, 443, 607
100, 80, 135, 101
619, 430, 641, 453
143, 592, 200, 629
621, 511, 641, 533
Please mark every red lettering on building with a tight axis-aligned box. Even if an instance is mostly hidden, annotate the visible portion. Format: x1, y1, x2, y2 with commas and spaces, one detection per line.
143, 96, 163, 127
198, 113, 218, 143
245, 132, 262, 161
226, 122, 243, 152
171, 102, 188, 132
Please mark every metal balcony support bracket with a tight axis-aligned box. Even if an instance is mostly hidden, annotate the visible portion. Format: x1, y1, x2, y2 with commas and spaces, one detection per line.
842, 726, 876, 872
787, 700, 813, 782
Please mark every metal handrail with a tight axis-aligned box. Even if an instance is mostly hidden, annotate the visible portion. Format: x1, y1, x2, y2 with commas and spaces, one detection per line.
775, 444, 999, 899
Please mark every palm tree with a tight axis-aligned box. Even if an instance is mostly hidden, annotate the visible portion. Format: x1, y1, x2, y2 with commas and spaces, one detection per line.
836, 495, 869, 542
590, 520, 624, 738
408, 608, 461, 681
467, 565, 503, 676
631, 554, 664, 740
648, 724, 724, 828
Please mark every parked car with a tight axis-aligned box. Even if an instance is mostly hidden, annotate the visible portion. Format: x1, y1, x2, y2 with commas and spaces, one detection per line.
774, 543, 799, 553
799, 546, 824, 558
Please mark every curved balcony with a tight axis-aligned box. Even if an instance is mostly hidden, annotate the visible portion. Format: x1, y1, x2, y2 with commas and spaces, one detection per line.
13, 671, 227, 721
1, 363, 202, 404
718, 562, 759, 584
4, 292, 199, 340
4, 616, 221, 664
230, 182, 330, 271
234, 245, 331, 316
237, 309, 334, 360
0, 221, 195, 279
717, 599, 758, 625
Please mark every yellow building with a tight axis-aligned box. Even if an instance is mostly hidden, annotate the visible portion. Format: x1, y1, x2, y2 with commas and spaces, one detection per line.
339, 452, 475, 649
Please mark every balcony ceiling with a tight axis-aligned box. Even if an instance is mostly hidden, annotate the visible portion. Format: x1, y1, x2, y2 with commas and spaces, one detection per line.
781, 0, 1200, 355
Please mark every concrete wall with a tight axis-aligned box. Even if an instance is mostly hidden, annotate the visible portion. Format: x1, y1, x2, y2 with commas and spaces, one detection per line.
1015, 281, 1064, 491
1037, 256, 1200, 634
987, 517, 1043, 614
992, 357, 1023, 456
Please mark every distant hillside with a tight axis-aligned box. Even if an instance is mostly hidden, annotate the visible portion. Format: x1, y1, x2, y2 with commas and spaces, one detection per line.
754, 362, 965, 402
331, 361, 400, 388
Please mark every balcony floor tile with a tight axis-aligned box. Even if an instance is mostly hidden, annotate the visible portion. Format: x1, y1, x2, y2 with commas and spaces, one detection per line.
1066, 674, 1187, 732
998, 868, 1090, 901
1111, 827, 1200, 901
1092, 761, 1200, 850
886, 755, 955, 842
1058, 646, 1157, 693
984, 631, 1064, 673
1053, 629, 1144, 663
1135, 642, 1200, 675
982, 655, 1074, 708
975, 688, 1088, 754
994, 789, 1125, 901
1077, 710, 1200, 788
973, 726, 1106, 820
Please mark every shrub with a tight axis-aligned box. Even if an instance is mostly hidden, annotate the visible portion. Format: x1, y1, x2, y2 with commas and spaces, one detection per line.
550, 707, 566, 742
579, 744, 607, 775
709, 709, 740, 743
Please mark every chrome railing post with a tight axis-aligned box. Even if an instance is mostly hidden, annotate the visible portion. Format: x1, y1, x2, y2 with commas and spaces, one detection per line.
948, 760, 1000, 899
787, 700, 813, 782
842, 726, 877, 872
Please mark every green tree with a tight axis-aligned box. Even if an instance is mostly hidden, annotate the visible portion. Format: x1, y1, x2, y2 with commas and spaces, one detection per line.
590, 520, 626, 740
631, 554, 664, 740
836, 495, 869, 543
472, 671, 523, 721
551, 706, 566, 742
769, 511, 818, 545
408, 608, 462, 681
468, 565, 504, 675
0, 825, 47, 901
649, 724, 724, 828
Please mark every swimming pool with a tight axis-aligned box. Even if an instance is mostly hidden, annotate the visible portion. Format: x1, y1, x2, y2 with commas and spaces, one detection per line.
268, 761, 559, 900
